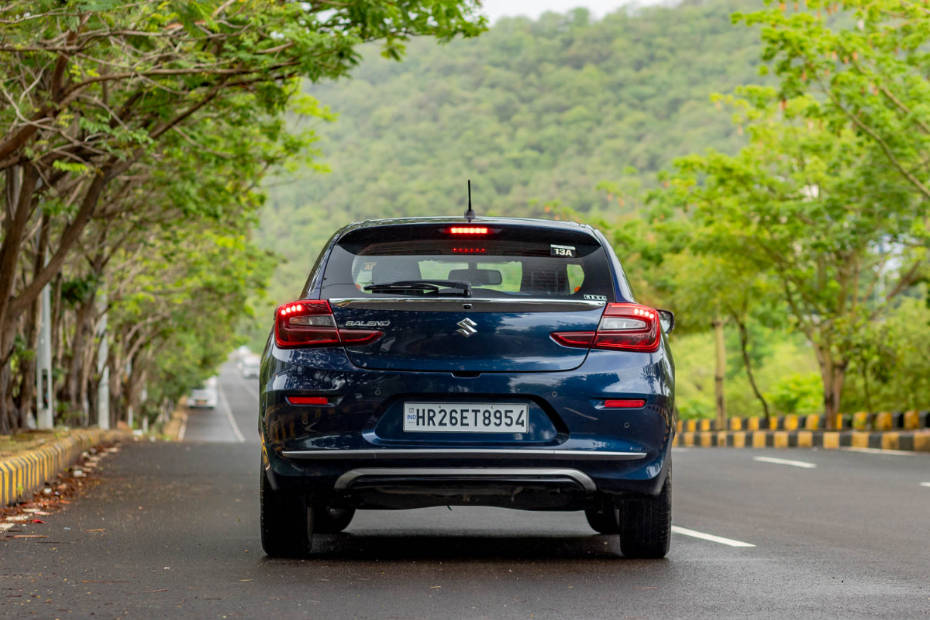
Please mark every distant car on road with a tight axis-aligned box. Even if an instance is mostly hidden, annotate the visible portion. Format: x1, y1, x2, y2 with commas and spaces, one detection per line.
259, 217, 676, 558
241, 356, 260, 379
188, 381, 218, 409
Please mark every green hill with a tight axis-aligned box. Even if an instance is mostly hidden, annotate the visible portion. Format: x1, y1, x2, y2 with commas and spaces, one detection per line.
255, 0, 765, 326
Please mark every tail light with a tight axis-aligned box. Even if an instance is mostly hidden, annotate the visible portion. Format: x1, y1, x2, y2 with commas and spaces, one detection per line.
275, 300, 383, 348
551, 303, 661, 353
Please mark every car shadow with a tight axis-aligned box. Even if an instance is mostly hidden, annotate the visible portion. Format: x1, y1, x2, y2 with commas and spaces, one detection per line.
298, 532, 628, 561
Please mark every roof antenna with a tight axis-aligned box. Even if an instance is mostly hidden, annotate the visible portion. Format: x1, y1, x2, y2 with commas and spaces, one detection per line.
464, 179, 475, 222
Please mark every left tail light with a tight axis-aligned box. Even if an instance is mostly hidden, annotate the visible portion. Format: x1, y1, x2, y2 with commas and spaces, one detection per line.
551, 303, 661, 353
275, 300, 383, 348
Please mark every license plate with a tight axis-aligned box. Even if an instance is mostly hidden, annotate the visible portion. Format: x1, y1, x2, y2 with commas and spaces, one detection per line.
403, 402, 528, 433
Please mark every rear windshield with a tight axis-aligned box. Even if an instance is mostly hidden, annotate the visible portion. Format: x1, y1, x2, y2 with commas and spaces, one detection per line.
319, 224, 614, 301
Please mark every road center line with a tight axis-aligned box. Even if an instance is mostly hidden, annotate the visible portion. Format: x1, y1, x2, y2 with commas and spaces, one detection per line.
920, 482, 930, 488
217, 384, 245, 443
753, 455, 817, 469
671, 526, 755, 548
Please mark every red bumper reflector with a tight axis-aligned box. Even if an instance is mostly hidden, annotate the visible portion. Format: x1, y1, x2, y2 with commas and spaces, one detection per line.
604, 399, 646, 408
287, 396, 328, 406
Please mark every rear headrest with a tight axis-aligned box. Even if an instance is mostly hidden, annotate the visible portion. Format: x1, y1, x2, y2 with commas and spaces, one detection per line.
520, 262, 569, 294
371, 258, 422, 284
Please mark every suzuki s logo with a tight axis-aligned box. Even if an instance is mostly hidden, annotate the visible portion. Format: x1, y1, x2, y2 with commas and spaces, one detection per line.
456, 317, 477, 337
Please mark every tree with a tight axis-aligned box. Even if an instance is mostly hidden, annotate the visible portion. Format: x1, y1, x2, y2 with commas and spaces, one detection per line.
739, 0, 930, 203
0, 0, 485, 432
657, 90, 927, 425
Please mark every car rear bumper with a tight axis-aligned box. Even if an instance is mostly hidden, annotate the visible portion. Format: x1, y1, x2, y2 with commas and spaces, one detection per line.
263, 441, 672, 509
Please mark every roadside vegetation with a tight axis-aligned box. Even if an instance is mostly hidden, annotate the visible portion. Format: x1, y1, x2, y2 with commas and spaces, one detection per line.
0, 0, 484, 434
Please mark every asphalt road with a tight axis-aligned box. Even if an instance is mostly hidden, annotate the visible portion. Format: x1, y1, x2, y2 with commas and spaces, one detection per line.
2, 364, 929, 619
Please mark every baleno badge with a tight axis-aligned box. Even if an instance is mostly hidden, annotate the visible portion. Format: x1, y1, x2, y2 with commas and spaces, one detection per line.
456, 318, 477, 337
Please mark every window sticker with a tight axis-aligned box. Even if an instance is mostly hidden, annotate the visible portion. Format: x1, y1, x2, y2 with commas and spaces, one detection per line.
550, 244, 576, 257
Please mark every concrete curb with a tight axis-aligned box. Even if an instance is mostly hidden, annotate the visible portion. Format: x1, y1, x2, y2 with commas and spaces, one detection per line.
163, 398, 188, 441
0, 429, 128, 507
673, 429, 930, 452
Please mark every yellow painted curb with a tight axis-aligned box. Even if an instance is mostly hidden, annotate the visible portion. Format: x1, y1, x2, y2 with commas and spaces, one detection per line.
752, 431, 766, 448
915, 432, 930, 452
881, 432, 899, 450
773, 431, 789, 448
804, 415, 820, 430
784, 415, 799, 431
699, 419, 711, 432
699, 432, 712, 447
904, 410, 919, 430
797, 431, 813, 448
0, 429, 126, 507
746, 418, 760, 431
851, 431, 870, 448
732, 431, 746, 448
729, 418, 743, 431
683, 432, 695, 447
823, 432, 840, 449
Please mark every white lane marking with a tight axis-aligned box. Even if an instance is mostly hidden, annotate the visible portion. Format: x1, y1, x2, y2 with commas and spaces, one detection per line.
753, 455, 817, 469
671, 526, 755, 548
240, 377, 259, 401
842, 447, 916, 456
217, 384, 245, 443
178, 414, 188, 442
920, 482, 930, 488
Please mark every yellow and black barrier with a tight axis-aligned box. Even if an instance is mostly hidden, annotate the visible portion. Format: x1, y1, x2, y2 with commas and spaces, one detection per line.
676, 410, 929, 435
672, 429, 930, 452
0, 429, 126, 507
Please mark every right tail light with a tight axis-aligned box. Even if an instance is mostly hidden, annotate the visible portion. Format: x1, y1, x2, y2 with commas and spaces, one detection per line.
551, 303, 661, 353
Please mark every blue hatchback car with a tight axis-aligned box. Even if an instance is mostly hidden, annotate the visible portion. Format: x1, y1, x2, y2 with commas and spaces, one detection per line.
259, 217, 675, 558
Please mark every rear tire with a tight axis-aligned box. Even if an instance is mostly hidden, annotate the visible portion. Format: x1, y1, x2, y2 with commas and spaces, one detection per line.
313, 506, 355, 534
619, 476, 671, 559
260, 471, 313, 558
584, 502, 620, 534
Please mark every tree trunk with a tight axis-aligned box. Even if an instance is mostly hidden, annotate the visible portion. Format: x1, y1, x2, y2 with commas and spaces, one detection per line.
816, 343, 847, 429
712, 316, 727, 429
736, 319, 770, 421
67, 296, 96, 424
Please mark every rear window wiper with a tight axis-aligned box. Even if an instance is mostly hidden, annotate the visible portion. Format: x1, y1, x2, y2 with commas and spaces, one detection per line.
364, 279, 472, 297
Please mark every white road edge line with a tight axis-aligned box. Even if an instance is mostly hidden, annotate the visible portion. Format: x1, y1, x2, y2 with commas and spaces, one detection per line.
753, 455, 817, 469
920, 482, 930, 488
217, 384, 246, 443
671, 526, 755, 548
842, 447, 916, 457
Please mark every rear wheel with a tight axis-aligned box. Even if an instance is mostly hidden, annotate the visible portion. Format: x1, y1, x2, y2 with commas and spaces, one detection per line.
619, 476, 671, 559
584, 500, 620, 534
260, 471, 313, 558
313, 506, 355, 534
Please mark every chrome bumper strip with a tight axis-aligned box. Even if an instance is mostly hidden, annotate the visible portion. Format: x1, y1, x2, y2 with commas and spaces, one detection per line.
281, 448, 646, 461
333, 467, 597, 492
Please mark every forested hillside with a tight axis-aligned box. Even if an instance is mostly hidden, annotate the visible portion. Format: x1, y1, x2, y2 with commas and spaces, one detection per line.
257, 0, 765, 309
